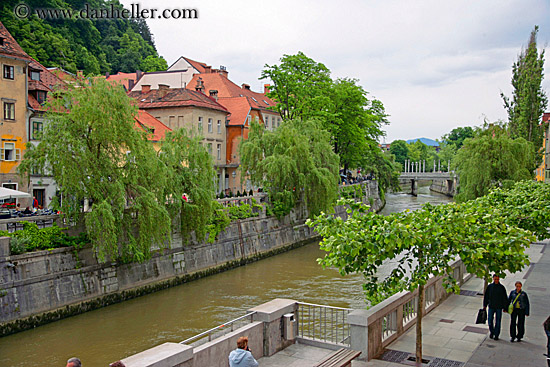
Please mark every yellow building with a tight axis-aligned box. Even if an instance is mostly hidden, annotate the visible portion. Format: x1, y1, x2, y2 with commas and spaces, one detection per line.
0, 22, 31, 201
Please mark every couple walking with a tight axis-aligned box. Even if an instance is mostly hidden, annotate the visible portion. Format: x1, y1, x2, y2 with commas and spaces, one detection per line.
483, 274, 529, 342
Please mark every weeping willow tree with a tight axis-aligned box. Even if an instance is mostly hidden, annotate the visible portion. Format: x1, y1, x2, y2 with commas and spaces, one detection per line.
20, 79, 216, 262
455, 124, 535, 202
239, 119, 339, 217
159, 128, 216, 241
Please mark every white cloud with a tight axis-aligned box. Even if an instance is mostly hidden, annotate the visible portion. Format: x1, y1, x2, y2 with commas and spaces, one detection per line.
121, 0, 550, 141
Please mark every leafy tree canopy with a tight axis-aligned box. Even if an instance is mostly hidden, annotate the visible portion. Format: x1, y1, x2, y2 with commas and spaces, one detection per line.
261, 52, 398, 196
0, 0, 164, 75
239, 119, 340, 218
455, 123, 535, 202
441, 126, 474, 150
389, 140, 409, 166
308, 180, 544, 365
502, 25, 548, 159
19, 79, 216, 262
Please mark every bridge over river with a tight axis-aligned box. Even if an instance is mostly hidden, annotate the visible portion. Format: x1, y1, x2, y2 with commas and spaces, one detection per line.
398, 159, 458, 196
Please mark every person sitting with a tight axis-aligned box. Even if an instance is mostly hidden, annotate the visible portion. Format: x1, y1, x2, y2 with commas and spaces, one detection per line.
229, 336, 258, 367
15, 203, 21, 211
23, 206, 32, 214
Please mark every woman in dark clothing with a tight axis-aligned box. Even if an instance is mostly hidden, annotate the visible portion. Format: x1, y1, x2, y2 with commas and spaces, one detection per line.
508, 281, 530, 342
544, 315, 550, 366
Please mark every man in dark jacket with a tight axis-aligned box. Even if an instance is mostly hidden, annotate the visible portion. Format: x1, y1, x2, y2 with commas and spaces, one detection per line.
483, 274, 508, 340
508, 281, 529, 342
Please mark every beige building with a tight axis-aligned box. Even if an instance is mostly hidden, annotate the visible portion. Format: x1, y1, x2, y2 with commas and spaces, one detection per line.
128, 84, 230, 193
0, 22, 32, 205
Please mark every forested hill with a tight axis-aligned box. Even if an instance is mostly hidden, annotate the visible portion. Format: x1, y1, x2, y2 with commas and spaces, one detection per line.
0, 0, 167, 75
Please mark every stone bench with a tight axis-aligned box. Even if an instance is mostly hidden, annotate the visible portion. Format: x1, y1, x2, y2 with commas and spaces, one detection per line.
314, 348, 361, 367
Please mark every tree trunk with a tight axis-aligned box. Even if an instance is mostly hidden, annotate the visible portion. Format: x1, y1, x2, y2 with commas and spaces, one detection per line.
415, 283, 424, 367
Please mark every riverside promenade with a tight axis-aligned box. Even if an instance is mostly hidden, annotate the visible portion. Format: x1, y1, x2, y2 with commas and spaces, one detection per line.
257, 241, 549, 367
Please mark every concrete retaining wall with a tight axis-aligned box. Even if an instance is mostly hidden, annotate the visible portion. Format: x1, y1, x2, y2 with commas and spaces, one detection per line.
429, 180, 455, 197
0, 182, 382, 336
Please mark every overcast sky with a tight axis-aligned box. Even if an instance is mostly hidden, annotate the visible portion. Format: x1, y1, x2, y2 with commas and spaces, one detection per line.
120, 0, 550, 143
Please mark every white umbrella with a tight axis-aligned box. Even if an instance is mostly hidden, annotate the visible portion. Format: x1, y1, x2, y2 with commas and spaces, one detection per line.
0, 187, 32, 200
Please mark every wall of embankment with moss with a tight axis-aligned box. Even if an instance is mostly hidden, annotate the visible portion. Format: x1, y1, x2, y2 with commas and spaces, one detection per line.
0, 181, 382, 337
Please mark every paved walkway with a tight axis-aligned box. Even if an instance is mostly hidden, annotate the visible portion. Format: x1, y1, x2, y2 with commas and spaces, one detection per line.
258, 241, 549, 367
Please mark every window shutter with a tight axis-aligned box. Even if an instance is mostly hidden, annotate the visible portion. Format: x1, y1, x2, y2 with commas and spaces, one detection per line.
0, 148, 4, 161
15, 149, 21, 161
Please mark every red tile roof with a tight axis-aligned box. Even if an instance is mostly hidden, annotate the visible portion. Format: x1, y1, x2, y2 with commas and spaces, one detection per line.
183, 57, 208, 73
218, 97, 252, 126
135, 110, 172, 141
187, 73, 277, 112
128, 87, 228, 113
106, 72, 137, 90
0, 21, 32, 61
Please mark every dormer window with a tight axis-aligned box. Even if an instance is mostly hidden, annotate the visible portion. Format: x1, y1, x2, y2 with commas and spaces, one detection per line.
36, 91, 47, 104
3, 65, 14, 80
30, 70, 41, 81
0, 37, 4, 46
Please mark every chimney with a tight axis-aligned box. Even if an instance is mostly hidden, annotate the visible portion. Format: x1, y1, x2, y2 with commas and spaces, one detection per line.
209, 89, 218, 101
218, 69, 228, 78
195, 77, 204, 93
77, 70, 83, 78
136, 70, 143, 80
105, 72, 110, 78
141, 84, 151, 93
204, 65, 212, 74
263, 84, 270, 94
241, 83, 250, 90
128, 79, 135, 90
158, 84, 169, 98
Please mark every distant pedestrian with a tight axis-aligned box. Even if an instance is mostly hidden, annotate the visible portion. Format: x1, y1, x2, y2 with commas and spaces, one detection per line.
229, 336, 258, 367
544, 315, 550, 366
508, 281, 529, 342
32, 196, 39, 211
66, 357, 81, 367
483, 274, 508, 341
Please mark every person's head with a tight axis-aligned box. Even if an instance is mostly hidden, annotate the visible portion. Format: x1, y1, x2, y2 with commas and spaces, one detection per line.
66, 357, 81, 367
515, 281, 522, 292
236, 336, 248, 350
492, 274, 500, 284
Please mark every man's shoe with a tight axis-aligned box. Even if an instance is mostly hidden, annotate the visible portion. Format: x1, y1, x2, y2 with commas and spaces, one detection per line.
544, 353, 550, 358
494, 336, 499, 341
516, 338, 521, 342
489, 333, 494, 339
510, 337, 515, 342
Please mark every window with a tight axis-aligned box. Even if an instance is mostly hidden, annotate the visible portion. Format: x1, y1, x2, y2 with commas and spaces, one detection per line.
277, 117, 281, 127
217, 120, 221, 134
178, 116, 184, 128
198, 116, 203, 132
3, 65, 14, 80
32, 121, 43, 140
4, 102, 15, 120
217, 144, 221, 160
207, 143, 212, 155
272, 117, 275, 129
36, 91, 47, 105
30, 71, 41, 81
1, 142, 20, 161
208, 118, 213, 133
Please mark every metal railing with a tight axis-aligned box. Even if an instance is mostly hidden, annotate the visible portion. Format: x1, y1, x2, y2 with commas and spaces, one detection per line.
297, 302, 352, 346
179, 311, 256, 347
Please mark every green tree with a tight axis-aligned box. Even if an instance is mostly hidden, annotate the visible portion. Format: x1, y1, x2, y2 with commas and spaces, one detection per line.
502, 26, 548, 161
140, 55, 168, 72
441, 126, 474, 150
239, 119, 340, 218
308, 181, 539, 366
455, 124, 535, 201
20, 79, 215, 262
158, 128, 216, 241
407, 140, 430, 163
389, 140, 409, 166
261, 51, 332, 122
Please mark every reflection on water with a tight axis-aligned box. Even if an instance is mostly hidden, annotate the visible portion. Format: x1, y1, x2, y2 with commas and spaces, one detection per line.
0, 185, 453, 367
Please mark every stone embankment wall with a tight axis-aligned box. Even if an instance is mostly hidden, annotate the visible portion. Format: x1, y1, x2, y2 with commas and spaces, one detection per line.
0, 182, 382, 336
429, 180, 455, 197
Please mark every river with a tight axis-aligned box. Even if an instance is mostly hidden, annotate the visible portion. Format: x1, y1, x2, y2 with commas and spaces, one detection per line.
0, 185, 452, 367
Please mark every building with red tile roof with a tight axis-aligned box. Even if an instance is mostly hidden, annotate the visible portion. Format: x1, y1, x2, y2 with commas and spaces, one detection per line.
128, 84, 230, 193
105, 71, 140, 91
187, 73, 281, 193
